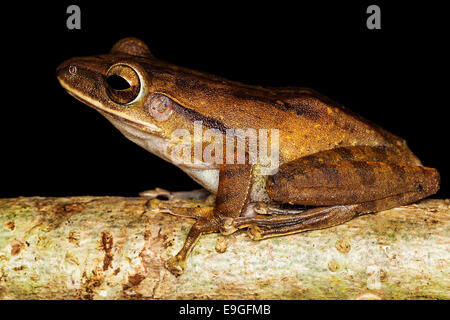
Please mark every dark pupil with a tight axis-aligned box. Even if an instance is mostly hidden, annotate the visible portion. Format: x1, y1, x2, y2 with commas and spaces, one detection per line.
106, 75, 130, 90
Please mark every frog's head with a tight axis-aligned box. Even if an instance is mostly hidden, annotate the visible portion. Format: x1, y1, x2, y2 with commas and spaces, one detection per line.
57, 37, 186, 139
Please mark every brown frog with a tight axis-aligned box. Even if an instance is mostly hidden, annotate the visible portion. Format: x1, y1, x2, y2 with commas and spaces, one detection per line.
57, 37, 440, 275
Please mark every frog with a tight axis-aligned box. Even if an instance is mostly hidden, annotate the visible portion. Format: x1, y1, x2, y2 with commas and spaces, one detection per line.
57, 37, 440, 276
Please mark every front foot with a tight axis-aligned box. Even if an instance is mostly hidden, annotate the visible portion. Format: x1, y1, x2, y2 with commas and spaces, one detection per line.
165, 254, 187, 276
146, 198, 214, 219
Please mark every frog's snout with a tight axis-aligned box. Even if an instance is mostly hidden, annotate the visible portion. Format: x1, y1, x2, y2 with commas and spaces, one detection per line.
56, 57, 106, 95
56, 59, 77, 87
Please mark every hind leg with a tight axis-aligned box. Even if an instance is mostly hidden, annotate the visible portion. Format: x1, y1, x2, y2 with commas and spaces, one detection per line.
267, 146, 439, 205
228, 189, 433, 239
223, 147, 440, 239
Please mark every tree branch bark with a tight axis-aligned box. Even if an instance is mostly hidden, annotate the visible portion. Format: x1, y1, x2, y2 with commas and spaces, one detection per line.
0, 196, 449, 299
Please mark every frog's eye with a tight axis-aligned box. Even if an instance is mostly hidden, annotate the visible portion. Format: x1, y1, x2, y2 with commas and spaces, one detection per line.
105, 65, 141, 104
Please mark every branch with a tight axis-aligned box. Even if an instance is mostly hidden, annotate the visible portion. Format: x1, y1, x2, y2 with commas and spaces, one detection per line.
0, 196, 449, 299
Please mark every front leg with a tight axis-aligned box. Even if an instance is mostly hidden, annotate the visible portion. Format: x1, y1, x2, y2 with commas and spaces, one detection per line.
165, 164, 253, 276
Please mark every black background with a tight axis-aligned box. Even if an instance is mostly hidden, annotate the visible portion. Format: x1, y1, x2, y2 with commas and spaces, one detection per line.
0, 0, 448, 311
1, 1, 448, 200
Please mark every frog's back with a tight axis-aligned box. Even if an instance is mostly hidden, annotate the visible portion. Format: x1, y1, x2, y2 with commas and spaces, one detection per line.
270, 87, 421, 165
145, 59, 421, 165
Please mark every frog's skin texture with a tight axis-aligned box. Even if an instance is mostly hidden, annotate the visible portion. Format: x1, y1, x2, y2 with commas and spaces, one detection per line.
57, 38, 440, 276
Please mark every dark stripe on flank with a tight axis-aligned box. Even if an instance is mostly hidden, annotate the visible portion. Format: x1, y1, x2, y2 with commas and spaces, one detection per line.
170, 100, 230, 133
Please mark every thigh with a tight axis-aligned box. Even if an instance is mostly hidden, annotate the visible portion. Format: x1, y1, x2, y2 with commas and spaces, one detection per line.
267, 148, 439, 206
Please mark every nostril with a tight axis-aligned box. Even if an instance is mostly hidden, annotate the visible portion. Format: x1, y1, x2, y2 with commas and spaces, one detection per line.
68, 65, 77, 75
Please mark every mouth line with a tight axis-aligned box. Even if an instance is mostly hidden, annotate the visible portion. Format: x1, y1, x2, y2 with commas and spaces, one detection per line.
59, 79, 162, 134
